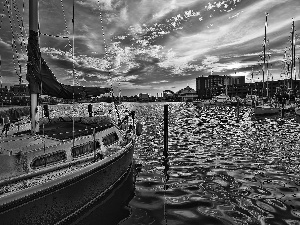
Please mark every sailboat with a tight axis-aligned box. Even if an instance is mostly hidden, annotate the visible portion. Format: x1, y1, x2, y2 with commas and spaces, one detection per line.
254, 13, 280, 116
115, 83, 122, 105
212, 76, 231, 105
0, 1, 142, 224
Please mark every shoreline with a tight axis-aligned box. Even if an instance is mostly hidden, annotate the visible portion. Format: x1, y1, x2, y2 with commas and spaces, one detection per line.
0, 105, 29, 112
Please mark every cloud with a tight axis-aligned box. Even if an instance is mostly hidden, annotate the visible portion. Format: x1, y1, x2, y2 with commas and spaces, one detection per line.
0, 38, 10, 48
1, 0, 299, 95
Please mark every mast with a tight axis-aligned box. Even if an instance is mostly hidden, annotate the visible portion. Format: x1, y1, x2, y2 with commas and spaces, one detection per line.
118, 82, 121, 101
293, 20, 296, 88
28, 0, 40, 134
251, 67, 253, 97
291, 19, 295, 90
0, 55, 2, 107
262, 13, 267, 98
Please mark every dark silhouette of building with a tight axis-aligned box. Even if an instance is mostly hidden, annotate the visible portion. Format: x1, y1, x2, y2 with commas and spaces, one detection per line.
196, 75, 300, 99
196, 75, 245, 98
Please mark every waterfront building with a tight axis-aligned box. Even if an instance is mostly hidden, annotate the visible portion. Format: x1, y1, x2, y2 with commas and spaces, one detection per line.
138, 93, 150, 102
196, 75, 300, 99
10, 84, 29, 94
0, 86, 11, 105
177, 86, 198, 101
163, 90, 175, 101
196, 75, 245, 99
10, 84, 30, 105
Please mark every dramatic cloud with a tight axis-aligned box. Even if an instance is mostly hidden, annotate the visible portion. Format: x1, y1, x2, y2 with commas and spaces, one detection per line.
0, 0, 299, 95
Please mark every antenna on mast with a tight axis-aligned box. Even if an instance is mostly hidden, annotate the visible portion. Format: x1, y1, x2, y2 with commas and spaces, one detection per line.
291, 18, 295, 89
262, 12, 268, 98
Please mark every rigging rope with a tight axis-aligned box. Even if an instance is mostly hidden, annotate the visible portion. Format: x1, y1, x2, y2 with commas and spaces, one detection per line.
0, 1, 6, 30
60, 0, 72, 52
72, 0, 75, 147
11, 0, 27, 84
11, 0, 26, 53
5, 0, 23, 83
97, 0, 121, 125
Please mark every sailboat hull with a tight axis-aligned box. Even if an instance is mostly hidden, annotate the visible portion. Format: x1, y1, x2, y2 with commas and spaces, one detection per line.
295, 107, 300, 123
254, 106, 280, 115
0, 142, 134, 225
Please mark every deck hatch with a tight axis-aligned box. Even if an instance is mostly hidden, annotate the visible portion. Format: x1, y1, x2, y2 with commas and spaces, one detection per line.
31, 150, 67, 169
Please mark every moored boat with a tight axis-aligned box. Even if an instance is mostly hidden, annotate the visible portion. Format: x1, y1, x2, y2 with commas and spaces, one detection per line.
295, 107, 300, 122
0, 1, 142, 224
244, 95, 259, 106
213, 94, 231, 105
0, 113, 138, 224
193, 99, 215, 107
253, 104, 280, 115
253, 14, 280, 117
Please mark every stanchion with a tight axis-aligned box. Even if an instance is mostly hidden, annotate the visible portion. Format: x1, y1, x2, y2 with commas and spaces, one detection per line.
236, 98, 240, 122
88, 104, 93, 117
281, 101, 284, 118
164, 105, 168, 155
163, 104, 169, 225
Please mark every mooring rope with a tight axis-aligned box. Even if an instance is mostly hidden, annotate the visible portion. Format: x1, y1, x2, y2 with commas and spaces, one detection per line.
97, 0, 121, 125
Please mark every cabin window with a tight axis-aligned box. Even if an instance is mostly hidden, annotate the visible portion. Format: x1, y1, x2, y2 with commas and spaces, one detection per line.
72, 141, 100, 158
31, 150, 67, 169
102, 132, 119, 147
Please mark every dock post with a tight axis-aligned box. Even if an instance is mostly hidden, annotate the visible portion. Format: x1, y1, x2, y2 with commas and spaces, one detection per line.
281, 101, 284, 118
88, 104, 93, 117
164, 105, 168, 155
163, 104, 169, 225
236, 98, 240, 122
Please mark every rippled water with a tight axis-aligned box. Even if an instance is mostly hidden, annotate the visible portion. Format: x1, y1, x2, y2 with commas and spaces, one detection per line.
117, 102, 300, 225
30, 102, 300, 224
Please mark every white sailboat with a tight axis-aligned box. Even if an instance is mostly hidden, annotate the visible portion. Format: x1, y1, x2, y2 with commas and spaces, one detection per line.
254, 13, 279, 116
213, 93, 231, 105
0, 1, 142, 224
212, 77, 231, 105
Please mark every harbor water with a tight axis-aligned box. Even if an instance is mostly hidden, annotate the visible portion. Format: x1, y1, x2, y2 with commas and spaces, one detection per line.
13, 102, 300, 224
121, 102, 300, 225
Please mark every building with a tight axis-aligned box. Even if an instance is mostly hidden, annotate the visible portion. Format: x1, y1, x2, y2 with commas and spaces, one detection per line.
138, 93, 150, 102
163, 90, 175, 101
10, 84, 30, 105
0, 86, 12, 105
10, 84, 29, 94
196, 75, 245, 99
196, 74, 300, 99
177, 86, 198, 101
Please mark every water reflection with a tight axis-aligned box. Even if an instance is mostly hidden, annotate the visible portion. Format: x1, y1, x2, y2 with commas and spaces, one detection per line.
27, 102, 300, 224
120, 102, 300, 225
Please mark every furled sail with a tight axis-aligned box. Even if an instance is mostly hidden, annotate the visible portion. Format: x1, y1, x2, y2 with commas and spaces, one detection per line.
26, 30, 110, 99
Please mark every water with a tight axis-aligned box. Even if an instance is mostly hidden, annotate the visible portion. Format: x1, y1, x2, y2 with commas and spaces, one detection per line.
33, 102, 300, 224
119, 102, 300, 225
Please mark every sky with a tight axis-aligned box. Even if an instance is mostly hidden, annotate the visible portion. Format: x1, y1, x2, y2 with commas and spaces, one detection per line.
0, 0, 299, 96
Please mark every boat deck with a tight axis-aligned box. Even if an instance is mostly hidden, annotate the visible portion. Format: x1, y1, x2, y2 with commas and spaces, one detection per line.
0, 135, 60, 155
36, 120, 113, 140
0, 119, 114, 155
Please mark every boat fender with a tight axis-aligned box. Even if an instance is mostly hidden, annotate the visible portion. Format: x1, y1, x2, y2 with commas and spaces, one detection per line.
120, 123, 127, 130
136, 122, 143, 136
96, 153, 104, 160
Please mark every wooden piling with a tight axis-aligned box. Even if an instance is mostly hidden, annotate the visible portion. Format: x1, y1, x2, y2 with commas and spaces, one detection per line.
164, 105, 168, 155
281, 101, 284, 118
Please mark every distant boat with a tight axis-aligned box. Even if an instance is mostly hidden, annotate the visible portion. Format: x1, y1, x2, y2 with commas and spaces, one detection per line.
213, 93, 231, 105
254, 104, 280, 115
230, 96, 243, 106
0, 1, 142, 224
244, 94, 259, 106
295, 107, 300, 122
114, 83, 122, 105
254, 13, 279, 116
193, 99, 215, 107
